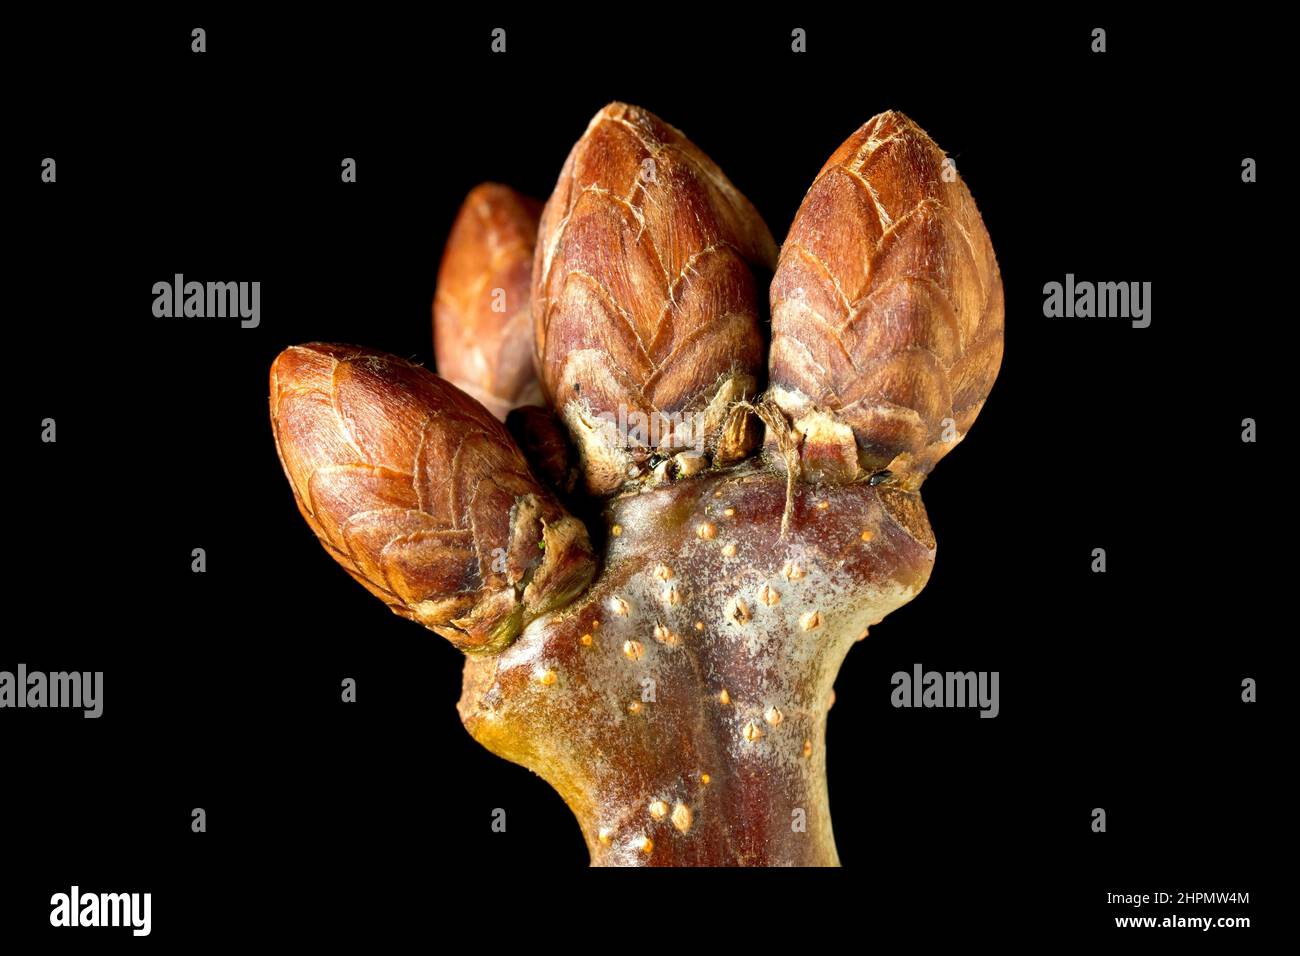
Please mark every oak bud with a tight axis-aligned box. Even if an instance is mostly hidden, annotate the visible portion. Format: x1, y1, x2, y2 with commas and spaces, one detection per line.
270, 343, 595, 653
533, 102, 778, 495
434, 183, 544, 421
769, 111, 1004, 485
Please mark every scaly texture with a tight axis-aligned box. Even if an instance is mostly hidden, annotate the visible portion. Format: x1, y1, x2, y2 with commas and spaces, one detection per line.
269, 106, 1004, 866
769, 111, 1004, 486
434, 183, 544, 420
270, 343, 594, 652
532, 102, 778, 495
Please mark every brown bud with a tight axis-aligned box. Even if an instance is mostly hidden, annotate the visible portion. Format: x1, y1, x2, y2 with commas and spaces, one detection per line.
532, 102, 778, 495
769, 111, 1004, 485
269, 343, 595, 653
434, 183, 544, 420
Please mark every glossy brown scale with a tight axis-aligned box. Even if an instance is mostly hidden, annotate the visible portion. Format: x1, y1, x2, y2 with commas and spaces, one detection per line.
269, 101, 1002, 866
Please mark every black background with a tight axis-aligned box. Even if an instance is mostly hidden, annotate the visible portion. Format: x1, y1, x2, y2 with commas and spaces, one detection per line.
6, 9, 1279, 944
